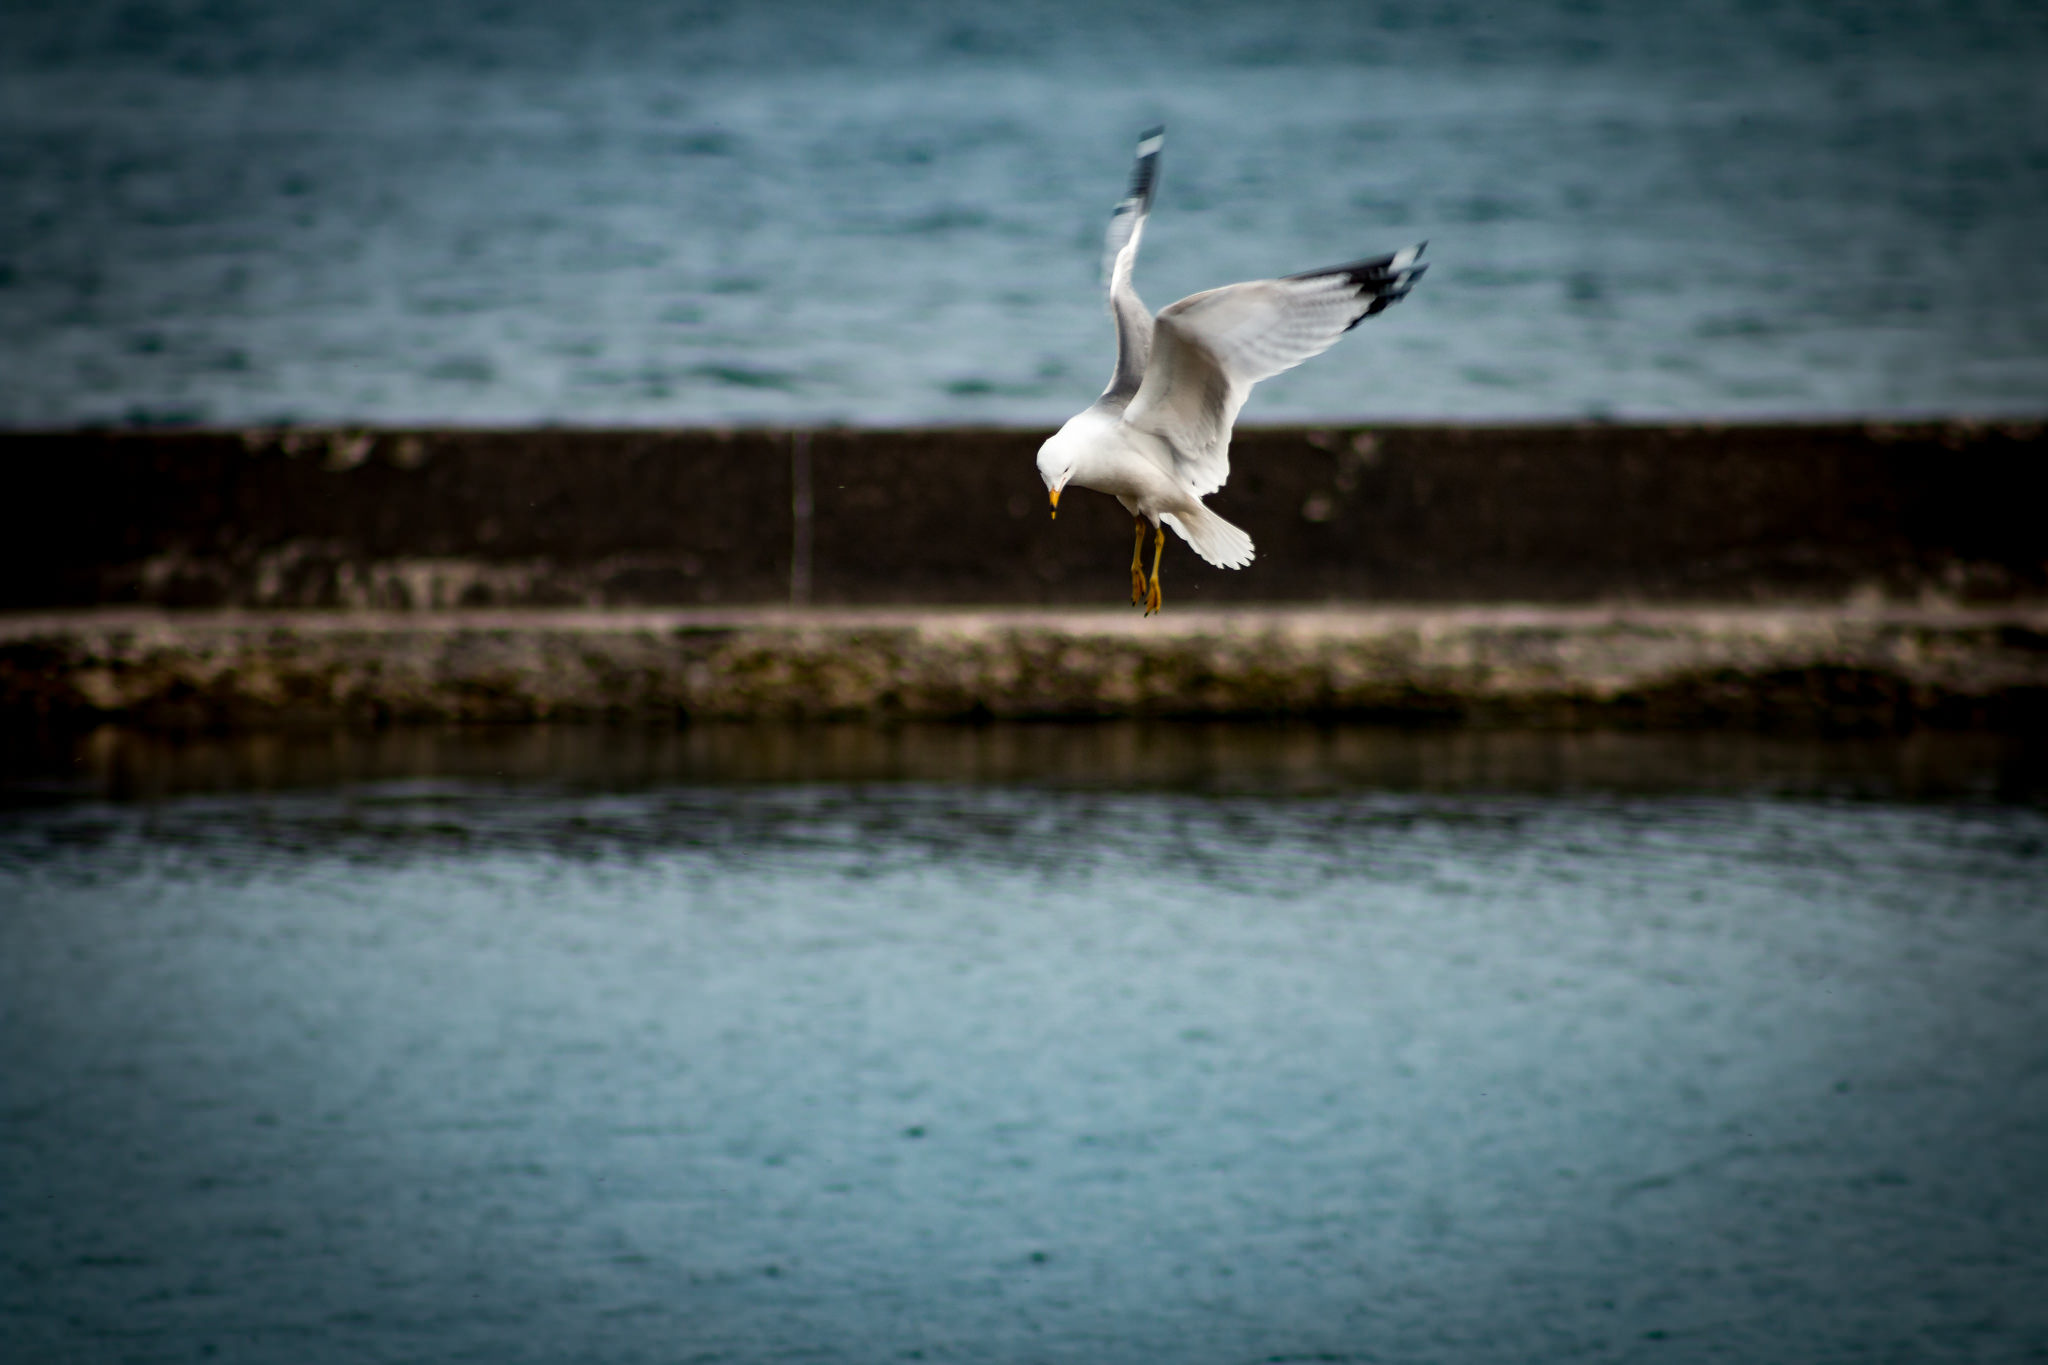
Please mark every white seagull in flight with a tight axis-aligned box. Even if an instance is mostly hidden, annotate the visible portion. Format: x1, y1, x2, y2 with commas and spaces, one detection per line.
1036, 127, 1427, 613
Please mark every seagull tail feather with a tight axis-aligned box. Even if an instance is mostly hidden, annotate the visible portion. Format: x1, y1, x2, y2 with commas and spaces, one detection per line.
1163, 504, 1255, 571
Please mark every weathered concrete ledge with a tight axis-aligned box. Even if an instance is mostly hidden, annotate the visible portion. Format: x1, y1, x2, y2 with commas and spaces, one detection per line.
6, 422, 2046, 609
5, 606, 2045, 730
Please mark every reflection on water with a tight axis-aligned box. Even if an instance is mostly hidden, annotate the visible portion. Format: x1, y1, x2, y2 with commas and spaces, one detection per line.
9, 720, 2048, 806
3, 724, 2046, 1362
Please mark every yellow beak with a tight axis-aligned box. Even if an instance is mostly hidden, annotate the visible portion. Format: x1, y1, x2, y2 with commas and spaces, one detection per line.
1049, 487, 1060, 519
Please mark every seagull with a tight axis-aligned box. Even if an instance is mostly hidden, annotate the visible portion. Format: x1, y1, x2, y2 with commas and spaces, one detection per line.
1036, 127, 1427, 614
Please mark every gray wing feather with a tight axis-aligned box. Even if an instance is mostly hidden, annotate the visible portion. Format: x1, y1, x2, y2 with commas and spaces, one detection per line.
1099, 127, 1164, 407
1124, 243, 1427, 497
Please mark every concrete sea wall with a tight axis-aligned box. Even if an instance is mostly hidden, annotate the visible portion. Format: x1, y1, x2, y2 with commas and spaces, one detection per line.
5, 421, 2045, 610
4, 423, 2044, 729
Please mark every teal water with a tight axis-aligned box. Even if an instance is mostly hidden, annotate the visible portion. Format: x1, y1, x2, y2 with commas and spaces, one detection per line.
3, 0, 2045, 427
4, 725, 2047, 1362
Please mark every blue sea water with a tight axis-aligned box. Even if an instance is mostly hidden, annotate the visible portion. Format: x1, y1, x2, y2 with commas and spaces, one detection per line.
2, 0, 2045, 428
3, 725, 2047, 1362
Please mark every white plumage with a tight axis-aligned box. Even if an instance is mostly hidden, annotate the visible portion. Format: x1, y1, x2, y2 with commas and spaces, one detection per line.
1035, 127, 1426, 612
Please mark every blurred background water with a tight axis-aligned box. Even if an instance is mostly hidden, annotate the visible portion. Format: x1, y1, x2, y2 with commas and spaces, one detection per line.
4, 724, 2047, 1362
3, 0, 2046, 429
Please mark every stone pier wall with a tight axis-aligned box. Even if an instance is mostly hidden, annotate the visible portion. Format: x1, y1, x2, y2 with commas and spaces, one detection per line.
5, 421, 2044, 611
5, 422, 2044, 729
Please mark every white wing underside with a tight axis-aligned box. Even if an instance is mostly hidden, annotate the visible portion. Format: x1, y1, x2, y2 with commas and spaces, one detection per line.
1124, 261, 1418, 498
1085, 126, 1426, 503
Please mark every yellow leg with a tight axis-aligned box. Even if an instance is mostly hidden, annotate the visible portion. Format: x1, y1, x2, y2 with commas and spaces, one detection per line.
1144, 523, 1166, 615
1129, 518, 1148, 606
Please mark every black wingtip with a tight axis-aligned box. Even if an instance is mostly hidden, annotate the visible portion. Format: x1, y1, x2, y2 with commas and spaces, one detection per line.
1124, 127, 1164, 207
1306, 252, 1427, 330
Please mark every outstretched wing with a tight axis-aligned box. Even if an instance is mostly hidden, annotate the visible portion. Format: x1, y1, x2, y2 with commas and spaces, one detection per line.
1123, 244, 1427, 497
1098, 126, 1164, 407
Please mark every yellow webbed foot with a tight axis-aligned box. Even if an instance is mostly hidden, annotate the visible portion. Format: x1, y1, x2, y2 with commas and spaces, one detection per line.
1143, 523, 1166, 615
1129, 518, 1148, 607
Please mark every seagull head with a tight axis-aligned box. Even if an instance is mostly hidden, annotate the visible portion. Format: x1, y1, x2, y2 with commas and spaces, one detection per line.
1035, 429, 1079, 518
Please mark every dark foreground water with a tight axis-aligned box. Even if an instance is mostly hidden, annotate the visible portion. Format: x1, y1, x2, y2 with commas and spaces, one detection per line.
4, 0, 2047, 428
4, 724, 2047, 1363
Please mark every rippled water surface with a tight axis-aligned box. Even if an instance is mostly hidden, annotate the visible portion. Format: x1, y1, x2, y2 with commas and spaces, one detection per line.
4, 725, 2046, 1362
3, 0, 2046, 427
